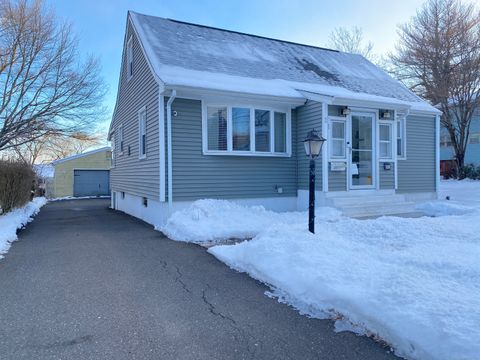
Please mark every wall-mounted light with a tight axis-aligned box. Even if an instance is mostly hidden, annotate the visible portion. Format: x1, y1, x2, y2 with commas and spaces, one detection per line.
381, 110, 391, 119
341, 107, 351, 116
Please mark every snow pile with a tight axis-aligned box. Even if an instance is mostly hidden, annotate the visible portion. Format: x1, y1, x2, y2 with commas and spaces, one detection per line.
416, 180, 480, 216
415, 201, 476, 217
438, 179, 480, 207
0, 197, 47, 258
161, 199, 342, 243
209, 213, 480, 360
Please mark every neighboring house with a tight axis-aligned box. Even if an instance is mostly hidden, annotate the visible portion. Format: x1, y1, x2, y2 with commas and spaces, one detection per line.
51, 147, 111, 198
108, 12, 441, 225
440, 107, 480, 174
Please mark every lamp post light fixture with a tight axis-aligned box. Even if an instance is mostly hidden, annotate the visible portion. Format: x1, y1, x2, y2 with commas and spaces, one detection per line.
303, 128, 326, 234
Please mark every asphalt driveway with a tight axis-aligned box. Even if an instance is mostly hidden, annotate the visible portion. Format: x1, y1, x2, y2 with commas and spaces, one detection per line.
0, 199, 399, 360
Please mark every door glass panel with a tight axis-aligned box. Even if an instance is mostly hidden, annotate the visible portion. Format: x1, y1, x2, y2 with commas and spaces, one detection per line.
351, 115, 374, 187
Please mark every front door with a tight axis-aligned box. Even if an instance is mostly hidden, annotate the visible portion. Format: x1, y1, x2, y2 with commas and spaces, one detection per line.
349, 113, 375, 189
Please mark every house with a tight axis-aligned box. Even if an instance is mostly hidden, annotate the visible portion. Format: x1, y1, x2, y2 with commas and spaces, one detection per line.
108, 11, 442, 225
440, 107, 480, 175
51, 147, 111, 198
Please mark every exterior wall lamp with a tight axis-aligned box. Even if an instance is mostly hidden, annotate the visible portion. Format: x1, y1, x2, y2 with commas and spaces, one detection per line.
303, 129, 326, 234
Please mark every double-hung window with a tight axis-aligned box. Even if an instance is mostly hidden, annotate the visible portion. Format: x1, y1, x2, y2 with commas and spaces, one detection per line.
127, 36, 133, 80
119, 124, 124, 154
111, 133, 115, 167
204, 104, 290, 156
379, 122, 393, 161
329, 119, 346, 159
396, 117, 406, 159
138, 108, 146, 159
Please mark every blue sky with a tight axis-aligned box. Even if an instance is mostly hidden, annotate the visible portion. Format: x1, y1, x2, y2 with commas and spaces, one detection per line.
47, 0, 426, 134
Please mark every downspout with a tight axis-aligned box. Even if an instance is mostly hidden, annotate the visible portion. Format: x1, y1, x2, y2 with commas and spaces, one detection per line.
435, 114, 440, 198
167, 90, 176, 209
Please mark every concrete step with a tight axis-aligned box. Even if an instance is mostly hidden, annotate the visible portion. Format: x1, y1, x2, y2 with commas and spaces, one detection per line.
329, 194, 406, 207
339, 201, 417, 217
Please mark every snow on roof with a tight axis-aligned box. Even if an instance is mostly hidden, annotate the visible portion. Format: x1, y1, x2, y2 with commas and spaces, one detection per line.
129, 12, 439, 114
51, 147, 111, 166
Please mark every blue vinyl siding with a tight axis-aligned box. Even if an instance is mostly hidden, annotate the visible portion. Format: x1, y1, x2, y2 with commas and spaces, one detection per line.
169, 98, 297, 201
397, 114, 436, 193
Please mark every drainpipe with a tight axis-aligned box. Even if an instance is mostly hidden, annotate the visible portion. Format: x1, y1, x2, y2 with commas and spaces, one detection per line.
167, 90, 176, 209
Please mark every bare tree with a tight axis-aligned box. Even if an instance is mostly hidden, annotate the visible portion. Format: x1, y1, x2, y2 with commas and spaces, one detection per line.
328, 26, 374, 60
45, 132, 103, 160
0, 0, 106, 152
9, 131, 104, 164
390, 0, 480, 173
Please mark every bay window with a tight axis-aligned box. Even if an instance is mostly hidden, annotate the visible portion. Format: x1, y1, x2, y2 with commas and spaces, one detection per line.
203, 104, 290, 156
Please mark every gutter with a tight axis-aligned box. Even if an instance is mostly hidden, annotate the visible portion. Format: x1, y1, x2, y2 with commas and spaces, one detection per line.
167, 90, 176, 209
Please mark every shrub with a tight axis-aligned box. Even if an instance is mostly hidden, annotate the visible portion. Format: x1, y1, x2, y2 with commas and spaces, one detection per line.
458, 164, 480, 180
0, 159, 35, 214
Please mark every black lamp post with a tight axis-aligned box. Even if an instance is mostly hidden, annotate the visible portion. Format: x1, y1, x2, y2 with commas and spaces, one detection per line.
303, 129, 326, 234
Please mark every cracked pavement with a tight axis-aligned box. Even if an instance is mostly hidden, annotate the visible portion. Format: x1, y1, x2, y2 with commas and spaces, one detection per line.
0, 199, 400, 360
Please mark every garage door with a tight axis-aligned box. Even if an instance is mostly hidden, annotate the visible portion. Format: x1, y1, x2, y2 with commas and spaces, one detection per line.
73, 170, 110, 197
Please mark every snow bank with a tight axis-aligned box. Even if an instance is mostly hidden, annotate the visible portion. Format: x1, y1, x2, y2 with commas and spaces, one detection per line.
160, 199, 342, 243
415, 201, 476, 217
0, 197, 47, 258
209, 212, 480, 360
416, 180, 480, 216
438, 179, 480, 207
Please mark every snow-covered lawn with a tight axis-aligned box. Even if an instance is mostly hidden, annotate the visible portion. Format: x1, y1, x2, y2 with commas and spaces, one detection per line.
162, 181, 480, 360
0, 197, 47, 259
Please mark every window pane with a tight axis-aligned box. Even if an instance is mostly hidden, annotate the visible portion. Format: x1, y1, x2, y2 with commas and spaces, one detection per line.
332, 139, 345, 157
331, 121, 345, 157
397, 138, 403, 155
351, 116, 372, 149
140, 113, 146, 156
232, 107, 250, 151
274, 112, 286, 153
207, 106, 227, 151
380, 142, 391, 158
255, 109, 270, 152
380, 124, 391, 141
332, 121, 345, 139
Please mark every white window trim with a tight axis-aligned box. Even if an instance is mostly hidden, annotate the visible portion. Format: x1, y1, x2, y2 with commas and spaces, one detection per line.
118, 124, 124, 155
378, 120, 394, 162
138, 106, 147, 160
396, 117, 407, 160
127, 36, 133, 81
328, 116, 347, 161
110, 132, 115, 168
201, 102, 292, 157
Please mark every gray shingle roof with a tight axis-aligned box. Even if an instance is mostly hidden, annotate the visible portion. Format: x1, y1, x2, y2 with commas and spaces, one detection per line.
130, 12, 437, 112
